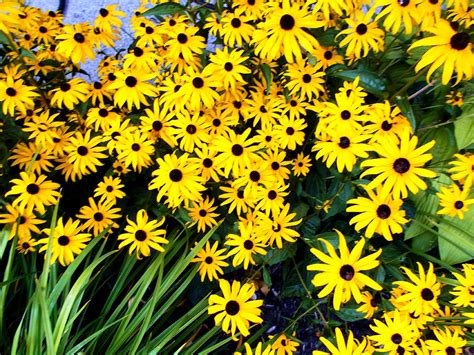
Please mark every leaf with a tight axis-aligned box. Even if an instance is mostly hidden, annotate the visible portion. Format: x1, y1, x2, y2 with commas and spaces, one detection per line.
141, 2, 187, 17
260, 63, 272, 95
332, 69, 388, 98
422, 126, 457, 165
335, 306, 366, 322
454, 105, 474, 149
395, 96, 417, 130
437, 208, 474, 265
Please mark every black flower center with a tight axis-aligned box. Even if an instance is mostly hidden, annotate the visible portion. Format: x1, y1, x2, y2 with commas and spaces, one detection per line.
131, 143, 140, 151
94, 212, 104, 221
249, 171, 260, 182
192, 77, 204, 88
280, 14, 295, 30
94, 82, 103, 89
106, 186, 114, 192
203, 158, 213, 168
273, 223, 281, 232
356, 23, 368, 35
324, 50, 333, 59
125, 76, 138, 88
186, 124, 197, 134
376, 204, 391, 219
338, 136, 350, 149
24, 34, 31, 41
22, 242, 30, 249
58, 235, 70, 246
135, 230, 147, 241
19, 216, 26, 224
224, 62, 233, 71
259, 105, 267, 113
133, 47, 144, 56
225, 300, 240, 315
145, 26, 153, 34
339, 264, 355, 280
302, 74, 312, 83
177, 33, 188, 44
39, 26, 47, 33
152, 120, 163, 131
26, 183, 40, 194
198, 209, 207, 217
398, 0, 410, 7
450, 32, 470, 50
381, 120, 393, 131
231, 18, 241, 28
454, 200, 464, 209
77, 146, 89, 156
6, 87, 16, 97
99, 108, 108, 117
212, 118, 221, 127
445, 347, 455, 355
74, 33, 85, 43
237, 190, 244, 199
290, 100, 297, 107
248, 0, 256, 5
391, 333, 403, 344
286, 127, 295, 135
108, 73, 116, 81
393, 158, 410, 174
421, 288, 434, 301
169, 19, 176, 26
271, 162, 280, 170
60, 83, 71, 92
99, 8, 109, 17
265, 135, 272, 142
340, 110, 351, 120
233, 100, 242, 109
243, 240, 254, 250
429, 0, 438, 3
205, 256, 213, 264
231, 144, 243, 156
268, 190, 277, 200
169, 169, 183, 182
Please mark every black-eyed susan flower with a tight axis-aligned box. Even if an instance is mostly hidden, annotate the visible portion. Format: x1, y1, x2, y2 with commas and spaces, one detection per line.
409, 19, 474, 85
274, 115, 307, 151
369, 310, 419, 354
208, 279, 263, 338
293, 153, 311, 177
425, 328, 466, 354
169, 110, 211, 153
149, 153, 205, 209
22, 110, 64, 148
0, 1, 22, 35
93, 176, 125, 204
219, 183, 256, 216
232, 0, 267, 20
139, 99, 176, 147
446, 90, 464, 107
312, 328, 368, 355
365, 101, 412, 143
38, 217, 91, 266
347, 187, 409, 241
252, 1, 322, 63
448, 153, 474, 183
207, 47, 251, 91
310, 46, 344, 70
220, 8, 255, 47
115, 130, 155, 173
76, 197, 121, 236
450, 263, 474, 308
268, 333, 299, 355
317, 92, 367, 132
107, 70, 157, 110
117, 209, 167, 259
186, 197, 219, 233
225, 222, 267, 270
361, 131, 436, 199
88, 81, 113, 106
394, 262, 441, 316
85, 105, 121, 132
122, 45, 160, 72
55, 23, 95, 64
17, 235, 39, 254
64, 130, 108, 181
49, 78, 90, 110
307, 230, 382, 310
285, 60, 325, 101
94, 5, 125, 32
191, 240, 229, 282
0, 75, 39, 117
5, 172, 61, 215
9, 142, 55, 175
375, 0, 423, 34
177, 67, 220, 111
0, 204, 45, 240
164, 24, 205, 63
338, 10, 385, 59
356, 291, 379, 319
255, 183, 289, 217
236, 342, 275, 355
436, 181, 474, 219
256, 204, 302, 249
234, 160, 276, 196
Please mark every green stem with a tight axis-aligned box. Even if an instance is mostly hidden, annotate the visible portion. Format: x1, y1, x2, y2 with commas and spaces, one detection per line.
390, 67, 428, 101
0, 235, 17, 344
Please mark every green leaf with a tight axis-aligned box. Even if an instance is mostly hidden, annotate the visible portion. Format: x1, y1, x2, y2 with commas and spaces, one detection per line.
260, 63, 272, 95
421, 126, 457, 165
454, 106, 474, 149
332, 69, 388, 98
141, 2, 187, 17
335, 306, 366, 322
395, 96, 417, 130
437, 208, 474, 265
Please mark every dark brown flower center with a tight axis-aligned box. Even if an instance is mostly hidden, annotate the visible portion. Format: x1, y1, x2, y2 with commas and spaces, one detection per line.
233, 100, 242, 109
125, 76, 138, 88
39, 26, 47, 33
77, 146, 88, 156
169, 169, 183, 182
381, 120, 393, 131
454, 200, 464, 209
135, 230, 147, 241
93, 212, 104, 221
19, 216, 26, 224
338, 136, 350, 149
393, 158, 410, 174
6, 87, 16, 96
106, 186, 113, 192
243, 240, 254, 250
445, 347, 455, 355
99, 108, 108, 117
177, 33, 187, 44
231, 144, 243, 156
192, 77, 204, 88
339, 264, 355, 280
340, 110, 351, 120
22, 242, 30, 249
224, 62, 233, 71
268, 190, 277, 200
237, 190, 244, 199
398, 0, 410, 6
145, 26, 153, 34
94, 82, 103, 89
450, 32, 470, 50
58, 235, 69, 246
99, 8, 109, 17
391, 333, 402, 344
26, 183, 40, 194
186, 124, 197, 134
376, 204, 391, 219
302, 74, 312, 83
203, 158, 213, 168
356, 23, 368, 35
212, 118, 221, 127
324, 50, 333, 59
131, 143, 140, 151
199, 209, 207, 217
133, 47, 144, 57
249, 171, 260, 182
421, 288, 434, 301
280, 14, 295, 30
74, 33, 85, 43
60, 83, 71, 92
152, 121, 163, 131
231, 18, 241, 28
205, 256, 213, 264
290, 100, 297, 107
225, 300, 240, 315
286, 127, 295, 135
271, 162, 280, 170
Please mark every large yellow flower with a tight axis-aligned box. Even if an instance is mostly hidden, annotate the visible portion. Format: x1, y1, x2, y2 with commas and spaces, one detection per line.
409, 19, 474, 84
307, 230, 382, 311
